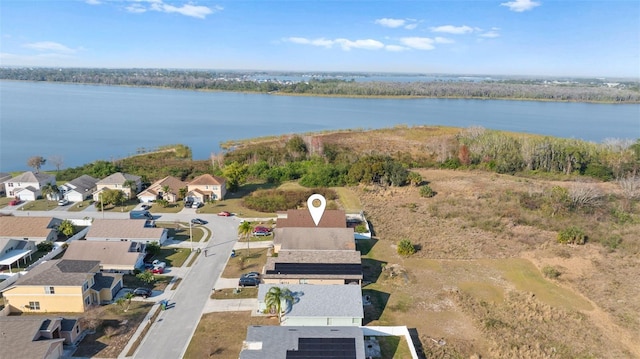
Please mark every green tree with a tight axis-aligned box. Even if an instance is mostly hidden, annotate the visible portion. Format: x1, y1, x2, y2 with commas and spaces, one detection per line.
285, 136, 308, 160
238, 221, 254, 257
223, 162, 249, 192
264, 286, 294, 322
136, 270, 156, 284
41, 183, 59, 200
419, 185, 435, 198
146, 241, 161, 256
27, 156, 46, 173
178, 187, 188, 200
397, 239, 416, 256
121, 291, 135, 312
100, 189, 125, 206
161, 185, 171, 200
123, 179, 138, 198
90, 160, 118, 178
37, 241, 54, 252
407, 172, 423, 186
58, 220, 75, 238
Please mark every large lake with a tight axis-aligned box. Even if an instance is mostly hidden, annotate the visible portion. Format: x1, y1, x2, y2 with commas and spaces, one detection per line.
1, 80, 639, 172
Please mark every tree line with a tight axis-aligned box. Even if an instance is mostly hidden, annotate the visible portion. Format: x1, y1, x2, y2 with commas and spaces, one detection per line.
2, 67, 638, 103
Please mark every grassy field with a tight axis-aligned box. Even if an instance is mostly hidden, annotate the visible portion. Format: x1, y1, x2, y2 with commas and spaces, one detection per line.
222, 248, 269, 279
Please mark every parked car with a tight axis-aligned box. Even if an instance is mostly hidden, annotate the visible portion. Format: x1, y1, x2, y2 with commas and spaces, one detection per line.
191, 202, 202, 209
151, 266, 164, 274
152, 260, 166, 268
238, 276, 260, 287
184, 199, 193, 208
252, 228, 271, 236
9, 199, 20, 206
132, 287, 153, 298
58, 199, 69, 206
141, 204, 151, 210
254, 226, 271, 233
191, 218, 208, 225
241, 272, 260, 279
217, 211, 231, 217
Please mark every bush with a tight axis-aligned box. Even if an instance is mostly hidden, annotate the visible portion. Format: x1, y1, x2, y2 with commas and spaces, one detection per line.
397, 239, 416, 256
146, 241, 161, 255
557, 226, 587, 245
37, 241, 54, 252
419, 185, 435, 198
354, 224, 368, 233
542, 265, 561, 279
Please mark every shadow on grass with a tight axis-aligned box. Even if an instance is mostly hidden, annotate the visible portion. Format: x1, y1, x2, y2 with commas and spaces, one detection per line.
408, 328, 427, 359
361, 258, 387, 284
356, 238, 378, 256
362, 288, 390, 325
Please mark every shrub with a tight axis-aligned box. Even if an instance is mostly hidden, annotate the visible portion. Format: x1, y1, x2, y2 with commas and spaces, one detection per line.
354, 224, 368, 233
397, 239, 416, 256
146, 241, 161, 255
557, 226, 587, 245
600, 235, 623, 252
37, 241, 54, 252
419, 185, 435, 198
542, 265, 561, 279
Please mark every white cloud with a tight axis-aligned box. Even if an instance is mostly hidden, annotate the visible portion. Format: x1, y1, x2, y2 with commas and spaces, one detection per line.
430, 25, 474, 34
287, 37, 334, 48
480, 31, 500, 38
399, 37, 435, 50
335, 38, 384, 51
149, 2, 219, 19
404, 23, 417, 30
23, 41, 77, 54
434, 37, 454, 44
501, 0, 541, 12
85, 0, 102, 4
375, 18, 406, 28
125, 3, 147, 13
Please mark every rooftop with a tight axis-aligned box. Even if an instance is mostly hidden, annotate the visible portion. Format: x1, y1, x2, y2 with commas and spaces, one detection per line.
274, 227, 355, 251
63, 240, 143, 267
86, 219, 165, 239
0, 317, 66, 359
258, 284, 363, 319
276, 209, 347, 228
0, 217, 59, 238
12, 259, 99, 287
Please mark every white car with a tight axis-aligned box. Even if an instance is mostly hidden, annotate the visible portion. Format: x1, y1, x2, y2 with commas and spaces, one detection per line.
191, 202, 202, 209
58, 199, 69, 206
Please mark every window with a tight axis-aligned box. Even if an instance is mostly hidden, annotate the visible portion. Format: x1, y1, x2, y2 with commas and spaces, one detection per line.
299, 279, 308, 284
29, 301, 40, 310
8, 183, 13, 187
45, 286, 55, 294
83, 281, 89, 291
85, 296, 90, 305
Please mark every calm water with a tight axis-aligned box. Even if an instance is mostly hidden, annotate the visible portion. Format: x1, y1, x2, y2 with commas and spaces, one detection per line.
1, 81, 639, 172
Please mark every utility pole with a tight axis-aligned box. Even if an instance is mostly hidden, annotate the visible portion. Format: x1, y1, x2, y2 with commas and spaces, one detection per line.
189, 221, 193, 251
100, 193, 104, 219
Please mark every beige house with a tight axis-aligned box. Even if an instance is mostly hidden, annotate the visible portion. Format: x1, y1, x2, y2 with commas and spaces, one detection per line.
85, 219, 168, 245
2, 259, 123, 314
186, 174, 226, 202
63, 240, 146, 273
0, 217, 61, 271
93, 172, 141, 201
263, 250, 362, 285
272, 227, 355, 254
3, 171, 56, 201
137, 176, 187, 203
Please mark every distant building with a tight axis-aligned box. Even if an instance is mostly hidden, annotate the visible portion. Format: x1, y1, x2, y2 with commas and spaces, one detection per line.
93, 172, 141, 201
137, 176, 187, 203
3, 171, 56, 201
59, 175, 98, 202
186, 174, 226, 202
0, 316, 83, 359
63, 240, 146, 273
85, 219, 168, 245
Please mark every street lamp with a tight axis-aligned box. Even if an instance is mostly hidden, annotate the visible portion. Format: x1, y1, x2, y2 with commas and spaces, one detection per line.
189, 220, 193, 251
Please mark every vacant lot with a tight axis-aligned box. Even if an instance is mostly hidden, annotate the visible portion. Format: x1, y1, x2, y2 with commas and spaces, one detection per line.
356, 169, 639, 358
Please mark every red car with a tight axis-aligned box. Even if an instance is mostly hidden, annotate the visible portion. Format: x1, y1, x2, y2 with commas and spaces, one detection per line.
217, 211, 231, 217
151, 267, 164, 274
9, 199, 20, 206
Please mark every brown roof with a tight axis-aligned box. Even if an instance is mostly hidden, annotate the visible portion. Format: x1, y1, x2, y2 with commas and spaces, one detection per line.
0, 217, 58, 238
86, 219, 165, 240
63, 241, 143, 268
265, 250, 362, 272
12, 259, 99, 286
274, 227, 355, 251
276, 209, 346, 228
188, 174, 225, 186
0, 317, 65, 359
149, 176, 187, 194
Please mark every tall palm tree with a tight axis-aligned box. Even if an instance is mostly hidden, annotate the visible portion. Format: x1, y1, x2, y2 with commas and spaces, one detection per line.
238, 221, 254, 256
161, 185, 171, 201
178, 187, 188, 201
123, 179, 138, 199
264, 286, 293, 323
41, 183, 59, 201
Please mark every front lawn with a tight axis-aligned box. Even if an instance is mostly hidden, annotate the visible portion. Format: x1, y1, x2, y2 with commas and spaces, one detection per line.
67, 199, 93, 212
155, 222, 205, 242
221, 248, 269, 279
123, 274, 173, 291
211, 287, 258, 299
157, 247, 191, 267
147, 203, 183, 213
18, 199, 59, 211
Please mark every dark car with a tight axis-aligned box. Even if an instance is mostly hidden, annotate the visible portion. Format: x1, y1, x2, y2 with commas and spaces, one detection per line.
241, 271, 260, 279
191, 218, 208, 225
184, 199, 194, 208
132, 287, 153, 298
238, 276, 260, 287
141, 204, 151, 210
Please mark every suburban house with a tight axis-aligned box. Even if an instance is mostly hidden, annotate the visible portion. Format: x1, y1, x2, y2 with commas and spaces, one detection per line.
85, 219, 168, 245
0, 217, 61, 271
2, 259, 123, 313
137, 176, 187, 203
0, 317, 82, 359
59, 174, 99, 203
186, 174, 226, 202
0, 172, 12, 196
263, 250, 363, 285
272, 227, 355, 254
258, 284, 364, 327
92, 172, 142, 201
276, 209, 347, 228
240, 326, 366, 359
63, 240, 146, 273
3, 171, 56, 201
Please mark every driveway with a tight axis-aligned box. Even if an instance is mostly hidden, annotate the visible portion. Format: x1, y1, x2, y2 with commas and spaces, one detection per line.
202, 298, 258, 313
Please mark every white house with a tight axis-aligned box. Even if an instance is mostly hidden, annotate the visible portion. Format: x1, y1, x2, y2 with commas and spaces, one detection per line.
3, 171, 56, 201
85, 219, 168, 245
0, 172, 12, 196
257, 284, 364, 327
60, 175, 98, 203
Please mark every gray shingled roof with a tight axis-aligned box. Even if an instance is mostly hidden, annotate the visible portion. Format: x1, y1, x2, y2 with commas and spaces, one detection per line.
276, 209, 347, 228
274, 227, 355, 251
258, 284, 363, 319
67, 174, 99, 192
13, 259, 99, 286
96, 172, 140, 185
0, 317, 65, 359
240, 326, 365, 359
7, 171, 55, 184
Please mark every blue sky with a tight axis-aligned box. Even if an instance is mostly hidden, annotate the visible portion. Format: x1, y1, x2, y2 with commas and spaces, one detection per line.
1, 0, 638, 78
